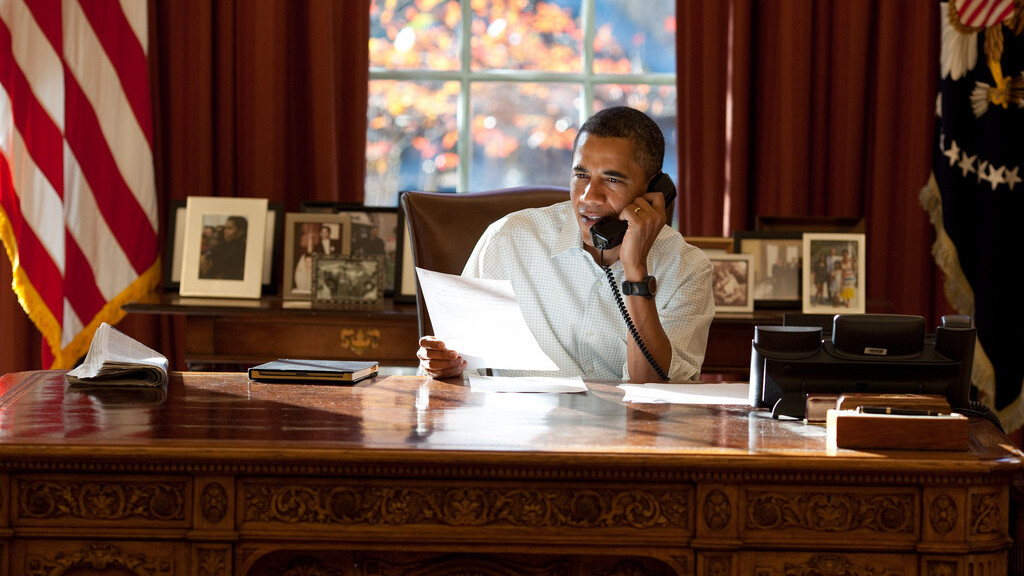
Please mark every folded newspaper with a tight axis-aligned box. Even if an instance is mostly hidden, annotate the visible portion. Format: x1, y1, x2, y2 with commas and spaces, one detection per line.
65, 322, 169, 386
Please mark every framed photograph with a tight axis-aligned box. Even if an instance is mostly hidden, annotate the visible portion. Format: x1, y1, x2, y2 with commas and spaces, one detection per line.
281, 213, 353, 300
163, 200, 187, 291
684, 236, 734, 254
300, 203, 405, 298
733, 231, 803, 309
755, 215, 865, 233
179, 197, 268, 298
311, 254, 385, 310
397, 221, 417, 303
165, 200, 282, 294
802, 233, 866, 314
710, 253, 754, 313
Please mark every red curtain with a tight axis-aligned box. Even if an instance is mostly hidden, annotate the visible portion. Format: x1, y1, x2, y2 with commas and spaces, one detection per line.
678, 0, 952, 324
1, 1, 954, 373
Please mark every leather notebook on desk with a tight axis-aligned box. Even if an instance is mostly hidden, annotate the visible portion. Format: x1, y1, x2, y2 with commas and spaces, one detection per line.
248, 359, 379, 383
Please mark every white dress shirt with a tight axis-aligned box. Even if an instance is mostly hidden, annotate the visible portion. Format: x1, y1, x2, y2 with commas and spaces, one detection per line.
463, 201, 715, 381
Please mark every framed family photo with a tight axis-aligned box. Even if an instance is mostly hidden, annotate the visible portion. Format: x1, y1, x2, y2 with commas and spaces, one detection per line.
801, 233, 866, 314
733, 231, 803, 309
282, 213, 352, 300
179, 197, 268, 298
710, 253, 754, 313
311, 254, 385, 310
164, 200, 281, 293
300, 203, 404, 297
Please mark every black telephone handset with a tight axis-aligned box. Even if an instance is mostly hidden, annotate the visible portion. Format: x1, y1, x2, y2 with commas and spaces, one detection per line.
590, 172, 676, 250
590, 172, 676, 381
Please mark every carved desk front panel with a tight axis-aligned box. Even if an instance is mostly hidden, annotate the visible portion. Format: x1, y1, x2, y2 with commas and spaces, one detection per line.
0, 370, 1020, 576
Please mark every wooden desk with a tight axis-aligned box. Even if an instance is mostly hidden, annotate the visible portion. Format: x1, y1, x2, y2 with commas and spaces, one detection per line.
0, 370, 1020, 575
123, 294, 784, 375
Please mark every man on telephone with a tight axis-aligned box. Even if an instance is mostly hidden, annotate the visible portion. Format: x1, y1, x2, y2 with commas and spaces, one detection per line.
417, 106, 714, 382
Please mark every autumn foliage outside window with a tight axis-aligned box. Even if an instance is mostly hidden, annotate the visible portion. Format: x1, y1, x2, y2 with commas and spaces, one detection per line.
368, 0, 676, 206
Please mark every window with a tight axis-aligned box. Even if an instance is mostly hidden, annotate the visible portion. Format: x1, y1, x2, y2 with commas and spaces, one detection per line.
367, 0, 676, 206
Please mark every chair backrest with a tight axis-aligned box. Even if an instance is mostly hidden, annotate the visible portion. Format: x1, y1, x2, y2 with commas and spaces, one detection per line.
401, 186, 570, 337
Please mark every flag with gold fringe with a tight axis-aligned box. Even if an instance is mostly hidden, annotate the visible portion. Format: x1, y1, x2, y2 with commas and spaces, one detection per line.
1, 0, 159, 369
921, 0, 1024, 432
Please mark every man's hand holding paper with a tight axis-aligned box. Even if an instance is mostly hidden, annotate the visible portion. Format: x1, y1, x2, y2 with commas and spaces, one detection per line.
415, 268, 557, 377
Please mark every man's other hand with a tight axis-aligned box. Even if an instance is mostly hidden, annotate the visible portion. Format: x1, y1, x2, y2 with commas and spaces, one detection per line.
417, 336, 467, 379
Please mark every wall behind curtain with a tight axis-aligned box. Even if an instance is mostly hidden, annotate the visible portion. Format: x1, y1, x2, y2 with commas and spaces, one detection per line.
678, 0, 952, 325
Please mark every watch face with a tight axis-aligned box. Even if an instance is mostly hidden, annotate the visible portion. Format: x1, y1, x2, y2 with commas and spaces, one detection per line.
623, 276, 656, 297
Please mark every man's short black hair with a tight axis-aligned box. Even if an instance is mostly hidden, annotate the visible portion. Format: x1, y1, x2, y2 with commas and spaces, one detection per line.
573, 106, 665, 178
226, 215, 248, 234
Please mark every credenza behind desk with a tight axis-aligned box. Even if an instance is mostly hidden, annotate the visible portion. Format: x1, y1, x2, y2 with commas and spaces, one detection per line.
0, 370, 1021, 575
122, 294, 783, 376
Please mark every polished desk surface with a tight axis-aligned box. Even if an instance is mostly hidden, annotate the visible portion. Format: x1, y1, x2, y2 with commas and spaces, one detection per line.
0, 370, 1019, 474
2, 370, 1022, 576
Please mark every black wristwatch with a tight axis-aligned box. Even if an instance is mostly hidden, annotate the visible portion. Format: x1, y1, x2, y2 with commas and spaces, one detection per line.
622, 275, 657, 298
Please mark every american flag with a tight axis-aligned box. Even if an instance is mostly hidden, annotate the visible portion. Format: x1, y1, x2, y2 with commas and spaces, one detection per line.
0, 0, 159, 369
924, 1, 1024, 431
953, 0, 1015, 28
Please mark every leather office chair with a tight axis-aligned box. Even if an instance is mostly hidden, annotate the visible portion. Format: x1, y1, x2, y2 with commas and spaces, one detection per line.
401, 186, 570, 337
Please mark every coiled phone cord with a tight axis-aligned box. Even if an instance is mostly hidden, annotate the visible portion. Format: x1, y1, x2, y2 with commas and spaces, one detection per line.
600, 251, 669, 381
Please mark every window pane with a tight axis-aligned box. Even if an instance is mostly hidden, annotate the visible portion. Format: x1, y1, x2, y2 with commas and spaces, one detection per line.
366, 80, 459, 206
469, 82, 580, 191
593, 84, 678, 182
593, 0, 675, 74
471, 1, 582, 72
370, 0, 461, 71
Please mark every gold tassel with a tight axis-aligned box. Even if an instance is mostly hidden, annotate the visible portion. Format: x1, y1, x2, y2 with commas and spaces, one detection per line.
1013, 0, 1024, 36
985, 21, 1004, 63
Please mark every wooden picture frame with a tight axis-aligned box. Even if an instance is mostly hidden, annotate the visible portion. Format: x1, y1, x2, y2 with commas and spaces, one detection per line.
179, 197, 268, 298
311, 254, 385, 310
281, 213, 353, 301
802, 233, 866, 314
684, 236, 734, 254
710, 253, 754, 313
733, 231, 803, 309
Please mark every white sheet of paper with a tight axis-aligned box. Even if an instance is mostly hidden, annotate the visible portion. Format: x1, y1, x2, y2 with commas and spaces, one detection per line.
619, 382, 751, 404
415, 268, 558, 371
469, 375, 587, 393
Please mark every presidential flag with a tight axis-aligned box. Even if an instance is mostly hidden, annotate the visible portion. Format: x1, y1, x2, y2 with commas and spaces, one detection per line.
921, 1, 1024, 431
0, 0, 159, 369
